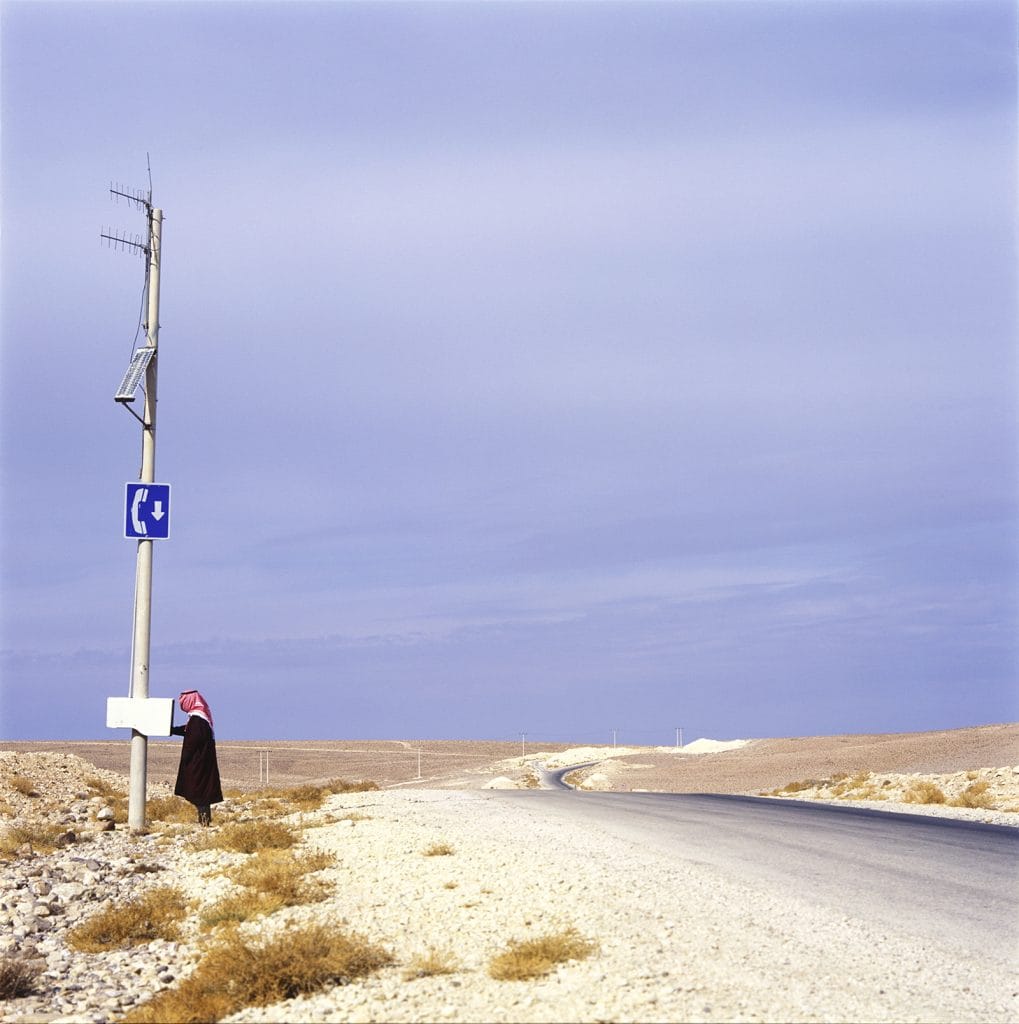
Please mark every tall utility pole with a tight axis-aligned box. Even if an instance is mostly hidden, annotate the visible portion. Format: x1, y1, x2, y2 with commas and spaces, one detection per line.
106, 182, 163, 832
127, 203, 162, 832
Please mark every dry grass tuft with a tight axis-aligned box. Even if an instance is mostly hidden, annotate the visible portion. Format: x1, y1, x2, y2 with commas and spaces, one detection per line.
950, 780, 994, 809
250, 780, 378, 817
199, 849, 336, 929
122, 922, 393, 1023
903, 780, 947, 805
0, 954, 41, 999
488, 927, 597, 981
0, 821, 80, 859
67, 886, 188, 952
84, 777, 128, 821
422, 841, 455, 857
147, 795, 198, 824
226, 848, 333, 907
256, 784, 328, 813
325, 778, 380, 793
402, 946, 459, 980
199, 890, 284, 930
9, 775, 39, 798
202, 820, 296, 854
85, 775, 122, 797
773, 779, 820, 795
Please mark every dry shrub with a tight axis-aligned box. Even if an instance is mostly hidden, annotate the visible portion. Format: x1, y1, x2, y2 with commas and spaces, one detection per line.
256, 784, 327, 813
770, 779, 819, 795
85, 776, 125, 802
9, 776, 38, 798
82, 776, 128, 824
783, 779, 819, 794
950, 780, 994, 809
246, 796, 287, 818
122, 922, 393, 1023
227, 849, 333, 906
325, 779, 379, 793
68, 886, 187, 952
0, 954, 40, 998
488, 927, 597, 981
422, 842, 455, 857
199, 890, 284, 930
147, 795, 197, 824
903, 780, 947, 805
403, 946, 459, 980
284, 784, 328, 811
0, 821, 78, 859
205, 820, 296, 854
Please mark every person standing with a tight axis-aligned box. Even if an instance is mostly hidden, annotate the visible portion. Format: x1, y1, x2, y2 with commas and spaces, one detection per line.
171, 689, 223, 826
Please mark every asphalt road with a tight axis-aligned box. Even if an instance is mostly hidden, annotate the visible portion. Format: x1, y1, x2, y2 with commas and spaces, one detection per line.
496, 786, 1019, 963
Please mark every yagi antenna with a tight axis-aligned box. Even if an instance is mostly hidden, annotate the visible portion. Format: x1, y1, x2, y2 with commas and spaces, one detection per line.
103, 178, 153, 256
100, 226, 148, 256
109, 180, 150, 210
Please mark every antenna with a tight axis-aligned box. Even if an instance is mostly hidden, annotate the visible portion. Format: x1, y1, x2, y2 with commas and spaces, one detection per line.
100, 226, 148, 256
109, 180, 150, 210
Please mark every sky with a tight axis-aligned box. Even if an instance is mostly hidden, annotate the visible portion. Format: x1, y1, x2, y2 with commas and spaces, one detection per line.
1, 0, 1016, 745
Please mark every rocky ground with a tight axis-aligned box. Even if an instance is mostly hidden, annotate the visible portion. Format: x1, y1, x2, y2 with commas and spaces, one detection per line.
1, 727, 1017, 1023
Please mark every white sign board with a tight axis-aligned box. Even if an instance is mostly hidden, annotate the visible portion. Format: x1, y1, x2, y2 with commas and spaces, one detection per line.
106, 697, 175, 737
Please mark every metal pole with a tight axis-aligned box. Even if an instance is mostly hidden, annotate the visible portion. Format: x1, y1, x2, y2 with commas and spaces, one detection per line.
520, 733, 526, 759
127, 207, 162, 833
612, 729, 617, 748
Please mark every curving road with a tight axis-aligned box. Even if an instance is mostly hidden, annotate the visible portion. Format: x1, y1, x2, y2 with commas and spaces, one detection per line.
496, 786, 1019, 962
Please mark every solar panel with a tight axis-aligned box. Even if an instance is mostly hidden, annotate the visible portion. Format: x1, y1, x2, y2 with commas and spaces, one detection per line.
115, 347, 155, 403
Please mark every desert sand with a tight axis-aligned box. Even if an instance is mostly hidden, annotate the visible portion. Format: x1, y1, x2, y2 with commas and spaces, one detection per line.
2, 723, 1017, 1024
3, 722, 1017, 800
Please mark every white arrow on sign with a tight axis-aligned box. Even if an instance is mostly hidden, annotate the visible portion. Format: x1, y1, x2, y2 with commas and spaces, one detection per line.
151, 502, 165, 521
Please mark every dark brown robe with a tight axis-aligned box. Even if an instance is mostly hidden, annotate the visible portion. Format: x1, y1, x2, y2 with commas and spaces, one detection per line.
172, 715, 223, 806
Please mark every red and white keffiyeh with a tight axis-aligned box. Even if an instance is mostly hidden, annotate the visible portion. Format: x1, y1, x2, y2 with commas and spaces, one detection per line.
178, 690, 214, 729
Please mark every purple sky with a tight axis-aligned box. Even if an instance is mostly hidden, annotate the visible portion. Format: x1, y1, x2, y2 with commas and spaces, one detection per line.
2, 1, 1016, 743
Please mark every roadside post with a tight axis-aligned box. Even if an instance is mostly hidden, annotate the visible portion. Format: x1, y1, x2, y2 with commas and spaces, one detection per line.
103, 176, 168, 832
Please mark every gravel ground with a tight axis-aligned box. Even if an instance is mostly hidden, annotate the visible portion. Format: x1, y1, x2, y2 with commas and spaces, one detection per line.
2, 732, 1018, 1024
221, 789, 1017, 1024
